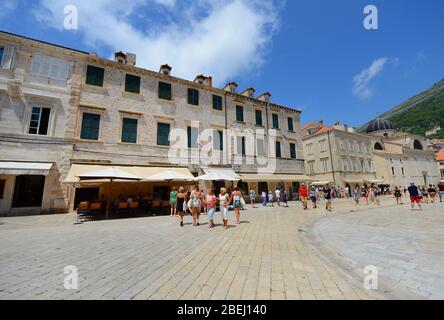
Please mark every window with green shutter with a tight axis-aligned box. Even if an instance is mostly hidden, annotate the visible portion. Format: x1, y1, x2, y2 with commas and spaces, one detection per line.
187, 127, 199, 148
290, 143, 297, 159
288, 117, 294, 131
125, 74, 141, 94
213, 95, 223, 110
237, 137, 246, 155
276, 141, 282, 158
213, 130, 223, 151
188, 88, 199, 105
272, 114, 279, 129
157, 123, 171, 146
255, 109, 263, 126
236, 105, 244, 123
121, 118, 138, 143
159, 82, 172, 100
80, 113, 100, 140
85, 65, 104, 87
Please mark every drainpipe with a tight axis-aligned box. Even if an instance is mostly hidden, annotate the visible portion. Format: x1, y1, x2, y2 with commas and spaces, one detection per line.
224, 92, 229, 167
327, 130, 337, 185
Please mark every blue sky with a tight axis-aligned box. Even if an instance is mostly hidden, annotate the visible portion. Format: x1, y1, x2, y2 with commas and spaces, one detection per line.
1, 0, 443, 127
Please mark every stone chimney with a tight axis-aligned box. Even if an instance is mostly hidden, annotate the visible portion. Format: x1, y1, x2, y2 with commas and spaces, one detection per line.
223, 82, 238, 94
114, 51, 127, 64
159, 64, 172, 76
194, 75, 213, 87
258, 92, 271, 102
241, 88, 256, 98
126, 53, 136, 66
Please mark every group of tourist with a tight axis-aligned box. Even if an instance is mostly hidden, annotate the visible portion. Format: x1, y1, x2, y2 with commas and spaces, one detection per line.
400, 183, 444, 210
169, 186, 245, 229
259, 189, 290, 208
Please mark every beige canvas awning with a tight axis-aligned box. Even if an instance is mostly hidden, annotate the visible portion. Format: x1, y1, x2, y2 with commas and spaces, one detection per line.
239, 174, 312, 182
64, 164, 194, 184
0, 161, 54, 176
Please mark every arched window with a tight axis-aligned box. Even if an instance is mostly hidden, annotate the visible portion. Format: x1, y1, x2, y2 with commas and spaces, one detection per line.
413, 140, 424, 150
374, 142, 384, 151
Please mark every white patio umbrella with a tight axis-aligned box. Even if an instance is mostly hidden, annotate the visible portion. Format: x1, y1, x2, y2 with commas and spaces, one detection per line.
145, 170, 194, 182
77, 167, 142, 218
197, 171, 240, 182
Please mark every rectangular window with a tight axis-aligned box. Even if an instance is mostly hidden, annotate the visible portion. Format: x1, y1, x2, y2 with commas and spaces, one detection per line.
213, 130, 223, 151
85, 65, 104, 87
392, 167, 395, 176
187, 126, 199, 149
159, 82, 172, 100
276, 141, 282, 158
28, 107, 51, 135
157, 123, 171, 146
0, 180, 5, 199
288, 117, 294, 131
401, 167, 405, 176
360, 160, 366, 172
306, 143, 313, 153
319, 140, 327, 152
121, 118, 138, 143
213, 95, 223, 111
80, 113, 100, 140
0, 47, 4, 65
30, 55, 70, 81
236, 105, 244, 123
125, 74, 141, 94
255, 110, 263, 126
237, 137, 246, 155
308, 161, 315, 174
290, 143, 297, 159
321, 159, 329, 172
257, 139, 265, 157
272, 114, 279, 129
188, 88, 199, 105
342, 159, 349, 171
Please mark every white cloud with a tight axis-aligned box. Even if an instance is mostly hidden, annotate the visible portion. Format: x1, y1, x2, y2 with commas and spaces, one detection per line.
34, 0, 281, 86
0, 0, 18, 19
352, 57, 398, 99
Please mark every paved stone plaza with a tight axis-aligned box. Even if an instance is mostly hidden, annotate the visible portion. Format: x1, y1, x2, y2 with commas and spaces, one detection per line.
0, 197, 442, 300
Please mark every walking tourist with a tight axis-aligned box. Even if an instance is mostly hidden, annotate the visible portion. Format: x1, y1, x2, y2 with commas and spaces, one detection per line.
421, 187, 429, 204
189, 186, 203, 226
299, 183, 308, 210
219, 188, 230, 230
439, 181, 444, 203
268, 191, 274, 207
249, 189, 257, 208
394, 186, 403, 205
353, 187, 360, 206
275, 188, 282, 206
261, 191, 267, 207
205, 189, 218, 229
310, 186, 318, 209
176, 187, 187, 227
428, 185, 437, 203
282, 190, 289, 207
231, 187, 243, 225
170, 187, 178, 216
324, 184, 332, 211
408, 183, 422, 210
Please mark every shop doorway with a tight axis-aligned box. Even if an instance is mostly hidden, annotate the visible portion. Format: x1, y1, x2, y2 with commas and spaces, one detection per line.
12, 175, 46, 208
74, 188, 100, 210
258, 182, 269, 194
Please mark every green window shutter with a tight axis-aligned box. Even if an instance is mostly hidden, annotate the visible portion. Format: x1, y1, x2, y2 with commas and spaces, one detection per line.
288, 118, 294, 131
290, 143, 297, 159
86, 65, 104, 87
213, 130, 223, 150
236, 106, 244, 122
157, 123, 171, 146
159, 82, 172, 100
255, 110, 263, 126
125, 74, 141, 94
276, 141, 282, 158
81, 113, 100, 140
273, 114, 279, 129
188, 88, 199, 105
213, 95, 222, 110
187, 127, 198, 148
122, 118, 138, 143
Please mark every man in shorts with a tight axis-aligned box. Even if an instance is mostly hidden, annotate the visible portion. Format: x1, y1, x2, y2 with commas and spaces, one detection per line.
299, 183, 308, 210
408, 183, 422, 210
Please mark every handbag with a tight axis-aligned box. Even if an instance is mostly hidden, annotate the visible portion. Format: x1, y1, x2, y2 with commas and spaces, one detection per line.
240, 197, 246, 207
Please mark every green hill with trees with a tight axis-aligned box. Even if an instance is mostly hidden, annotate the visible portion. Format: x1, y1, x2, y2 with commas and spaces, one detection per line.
360, 78, 444, 138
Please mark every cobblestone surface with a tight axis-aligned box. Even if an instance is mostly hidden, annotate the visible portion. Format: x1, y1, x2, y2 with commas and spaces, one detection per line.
309, 201, 444, 300
0, 197, 436, 300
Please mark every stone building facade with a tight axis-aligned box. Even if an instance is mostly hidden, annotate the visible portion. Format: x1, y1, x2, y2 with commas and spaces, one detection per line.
0, 31, 307, 216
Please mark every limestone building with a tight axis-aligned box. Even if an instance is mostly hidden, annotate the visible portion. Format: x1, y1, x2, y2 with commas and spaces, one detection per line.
302, 119, 441, 189
0, 31, 307, 216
